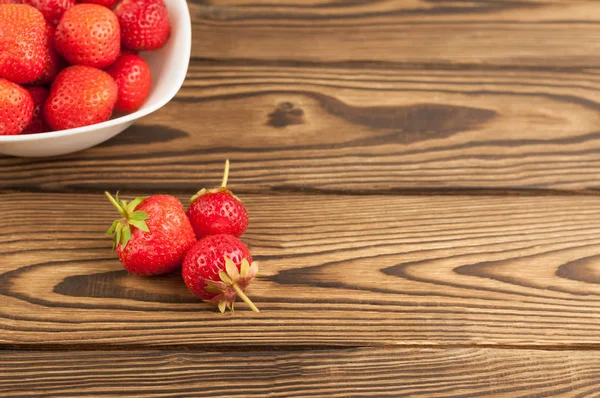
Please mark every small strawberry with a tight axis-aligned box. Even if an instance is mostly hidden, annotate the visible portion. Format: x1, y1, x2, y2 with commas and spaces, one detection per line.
23, 0, 75, 25
0, 4, 47, 84
106, 54, 151, 113
182, 234, 259, 313
79, 0, 117, 7
187, 160, 249, 239
54, 3, 120, 68
44, 65, 118, 130
22, 86, 49, 134
105, 192, 197, 276
114, 0, 170, 51
0, 78, 33, 135
35, 21, 65, 85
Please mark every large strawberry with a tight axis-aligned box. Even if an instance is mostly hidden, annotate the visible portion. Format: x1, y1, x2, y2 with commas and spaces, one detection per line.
0, 78, 33, 135
187, 160, 249, 239
106, 54, 151, 113
182, 234, 259, 313
23, 0, 74, 25
0, 4, 47, 84
114, 0, 170, 51
22, 86, 49, 134
35, 21, 65, 85
44, 65, 118, 130
54, 3, 120, 68
105, 192, 197, 276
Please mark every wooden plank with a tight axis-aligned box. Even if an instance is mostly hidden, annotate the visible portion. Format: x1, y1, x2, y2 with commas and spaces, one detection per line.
4, 63, 600, 193
4, 192, 600, 348
3, 348, 600, 397
187, 0, 600, 67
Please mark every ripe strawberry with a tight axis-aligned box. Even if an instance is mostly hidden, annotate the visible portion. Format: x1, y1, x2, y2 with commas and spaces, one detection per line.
182, 234, 259, 313
35, 22, 65, 85
54, 3, 120, 68
0, 78, 33, 135
22, 86, 49, 134
79, 0, 117, 7
106, 54, 151, 113
187, 160, 249, 239
44, 65, 118, 130
105, 192, 197, 276
0, 4, 47, 84
114, 0, 170, 51
23, 0, 74, 25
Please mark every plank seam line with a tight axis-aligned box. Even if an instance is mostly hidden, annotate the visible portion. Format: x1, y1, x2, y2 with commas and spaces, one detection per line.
2, 188, 600, 197
188, 57, 600, 73
4, 343, 600, 353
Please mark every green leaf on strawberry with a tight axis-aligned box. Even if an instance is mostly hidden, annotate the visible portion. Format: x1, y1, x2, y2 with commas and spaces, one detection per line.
105, 191, 150, 250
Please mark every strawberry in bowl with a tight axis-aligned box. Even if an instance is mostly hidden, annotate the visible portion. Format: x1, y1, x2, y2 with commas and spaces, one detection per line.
0, 0, 191, 157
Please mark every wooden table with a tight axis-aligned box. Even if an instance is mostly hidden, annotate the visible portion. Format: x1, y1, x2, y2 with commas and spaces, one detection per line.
4, 1, 600, 396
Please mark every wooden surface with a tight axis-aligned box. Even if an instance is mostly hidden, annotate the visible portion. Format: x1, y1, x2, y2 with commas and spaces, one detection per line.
4, 348, 600, 398
3, 0, 600, 396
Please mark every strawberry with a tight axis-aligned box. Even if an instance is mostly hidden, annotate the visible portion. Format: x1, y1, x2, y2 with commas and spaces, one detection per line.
106, 54, 151, 113
22, 86, 49, 134
0, 4, 47, 84
44, 65, 118, 130
23, 0, 74, 25
105, 192, 197, 276
187, 160, 249, 239
54, 3, 120, 68
182, 234, 259, 313
79, 0, 117, 7
35, 21, 65, 85
114, 0, 170, 51
0, 78, 33, 135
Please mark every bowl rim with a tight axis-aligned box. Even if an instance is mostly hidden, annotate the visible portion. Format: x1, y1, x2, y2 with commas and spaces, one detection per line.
0, 0, 191, 143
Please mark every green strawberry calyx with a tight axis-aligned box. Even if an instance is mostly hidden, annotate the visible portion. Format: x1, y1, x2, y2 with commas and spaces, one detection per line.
104, 191, 150, 251
190, 159, 242, 203
204, 257, 260, 313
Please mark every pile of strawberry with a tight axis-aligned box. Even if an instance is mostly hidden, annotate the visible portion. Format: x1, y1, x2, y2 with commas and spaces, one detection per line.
0, 0, 169, 135
105, 160, 260, 313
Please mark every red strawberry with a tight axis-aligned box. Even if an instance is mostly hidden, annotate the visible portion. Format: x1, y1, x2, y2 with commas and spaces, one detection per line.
23, 0, 74, 25
54, 3, 120, 68
22, 86, 49, 134
0, 4, 47, 84
79, 0, 117, 7
187, 160, 249, 239
106, 54, 151, 113
0, 78, 33, 135
105, 192, 197, 276
114, 0, 170, 51
182, 234, 259, 313
35, 22, 65, 85
44, 65, 118, 130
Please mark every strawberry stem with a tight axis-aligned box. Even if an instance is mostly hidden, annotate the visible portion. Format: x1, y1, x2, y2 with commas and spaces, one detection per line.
232, 284, 259, 312
105, 191, 127, 218
221, 159, 230, 188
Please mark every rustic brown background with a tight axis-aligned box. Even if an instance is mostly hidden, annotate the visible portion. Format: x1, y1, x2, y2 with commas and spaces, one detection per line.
4, 0, 600, 396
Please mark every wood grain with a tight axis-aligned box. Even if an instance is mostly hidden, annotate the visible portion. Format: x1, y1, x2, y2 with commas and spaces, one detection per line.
3, 348, 600, 397
4, 192, 600, 349
5, 63, 600, 193
187, 0, 600, 67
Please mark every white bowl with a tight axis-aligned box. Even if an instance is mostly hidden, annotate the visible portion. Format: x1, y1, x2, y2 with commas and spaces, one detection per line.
0, 0, 191, 157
